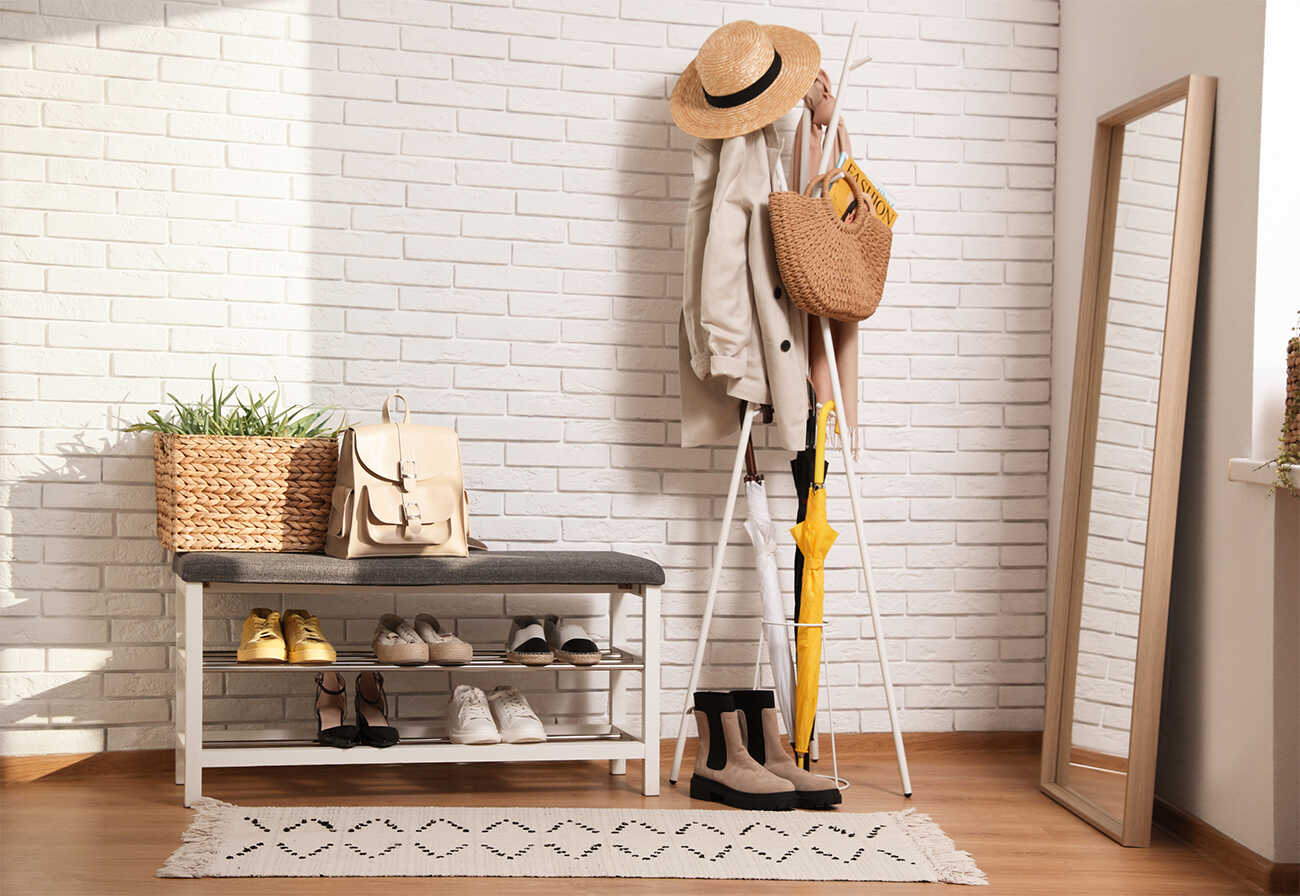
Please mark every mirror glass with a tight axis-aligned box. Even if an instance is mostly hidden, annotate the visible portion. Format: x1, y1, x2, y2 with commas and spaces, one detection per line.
1062, 99, 1186, 820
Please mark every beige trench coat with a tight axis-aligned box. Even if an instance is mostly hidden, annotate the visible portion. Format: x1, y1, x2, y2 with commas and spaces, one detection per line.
679, 125, 809, 451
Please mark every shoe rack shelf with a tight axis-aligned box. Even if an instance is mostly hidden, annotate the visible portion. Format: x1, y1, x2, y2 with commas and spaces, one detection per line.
172, 552, 662, 808
200, 726, 644, 768
202, 647, 645, 672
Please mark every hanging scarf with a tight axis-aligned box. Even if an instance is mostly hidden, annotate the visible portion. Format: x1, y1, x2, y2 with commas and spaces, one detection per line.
790, 70, 851, 194
789, 69, 861, 456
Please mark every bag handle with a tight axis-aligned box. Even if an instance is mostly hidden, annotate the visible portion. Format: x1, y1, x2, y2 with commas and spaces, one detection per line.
805, 166, 868, 235
381, 393, 410, 424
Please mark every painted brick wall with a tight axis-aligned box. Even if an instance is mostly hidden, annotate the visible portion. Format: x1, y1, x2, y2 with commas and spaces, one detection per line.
0, 0, 1057, 755
1071, 101, 1182, 758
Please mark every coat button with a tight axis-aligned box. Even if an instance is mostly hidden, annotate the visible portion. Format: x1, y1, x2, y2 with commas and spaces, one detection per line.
774, 286, 783, 299
780, 340, 791, 352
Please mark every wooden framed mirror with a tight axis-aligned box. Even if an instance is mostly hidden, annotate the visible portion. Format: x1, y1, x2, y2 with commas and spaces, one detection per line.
1041, 75, 1217, 847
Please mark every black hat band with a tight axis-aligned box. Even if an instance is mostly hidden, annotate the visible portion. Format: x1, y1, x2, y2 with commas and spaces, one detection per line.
702, 49, 782, 109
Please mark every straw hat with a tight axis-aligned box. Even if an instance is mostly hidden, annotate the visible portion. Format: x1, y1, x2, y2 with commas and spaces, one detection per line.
671, 21, 821, 140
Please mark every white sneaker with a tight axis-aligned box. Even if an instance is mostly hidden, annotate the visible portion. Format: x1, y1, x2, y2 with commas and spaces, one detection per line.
448, 685, 499, 745
488, 685, 547, 744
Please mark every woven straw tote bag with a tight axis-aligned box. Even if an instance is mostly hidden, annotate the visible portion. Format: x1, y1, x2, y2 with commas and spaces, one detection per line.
769, 166, 892, 322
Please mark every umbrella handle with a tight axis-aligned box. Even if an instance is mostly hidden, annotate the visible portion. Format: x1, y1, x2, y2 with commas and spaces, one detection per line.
738, 400, 768, 482
814, 401, 836, 487
743, 435, 761, 483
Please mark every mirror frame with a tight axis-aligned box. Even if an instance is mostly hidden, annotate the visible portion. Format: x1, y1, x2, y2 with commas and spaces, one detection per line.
1041, 74, 1217, 847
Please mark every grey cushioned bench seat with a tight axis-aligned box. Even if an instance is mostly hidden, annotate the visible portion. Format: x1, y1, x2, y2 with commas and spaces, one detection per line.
173, 550, 665, 588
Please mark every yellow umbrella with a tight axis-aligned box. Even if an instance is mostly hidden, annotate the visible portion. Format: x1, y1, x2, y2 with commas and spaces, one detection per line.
788, 401, 839, 768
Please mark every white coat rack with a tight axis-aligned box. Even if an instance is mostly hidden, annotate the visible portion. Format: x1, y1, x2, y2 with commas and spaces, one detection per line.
668, 21, 912, 797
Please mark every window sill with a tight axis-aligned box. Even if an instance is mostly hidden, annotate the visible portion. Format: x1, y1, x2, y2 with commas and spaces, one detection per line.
1227, 457, 1290, 488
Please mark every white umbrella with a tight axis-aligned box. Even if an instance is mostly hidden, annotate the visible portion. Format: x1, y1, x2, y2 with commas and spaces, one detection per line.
744, 478, 797, 739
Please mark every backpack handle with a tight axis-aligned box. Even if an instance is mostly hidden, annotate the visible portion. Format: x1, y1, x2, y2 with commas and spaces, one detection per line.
381, 393, 410, 424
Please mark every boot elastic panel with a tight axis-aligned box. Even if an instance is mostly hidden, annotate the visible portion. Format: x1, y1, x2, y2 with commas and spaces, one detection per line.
693, 691, 733, 771
731, 690, 776, 765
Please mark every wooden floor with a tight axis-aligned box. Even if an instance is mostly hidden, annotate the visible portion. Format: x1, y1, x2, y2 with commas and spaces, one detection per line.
0, 733, 1261, 895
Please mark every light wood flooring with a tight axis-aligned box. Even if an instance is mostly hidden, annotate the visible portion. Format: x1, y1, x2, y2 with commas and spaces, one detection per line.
0, 733, 1264, 895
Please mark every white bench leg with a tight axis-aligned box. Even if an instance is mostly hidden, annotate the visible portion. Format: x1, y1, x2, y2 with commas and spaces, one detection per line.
180, 580, 203, 807
609, 589, 629, 776
641, 585, 660, 797
173, 574, 185, 786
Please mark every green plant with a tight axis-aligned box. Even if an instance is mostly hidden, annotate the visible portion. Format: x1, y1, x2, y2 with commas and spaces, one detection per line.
1274, 312, 1299, 495
125, 369, 343, 439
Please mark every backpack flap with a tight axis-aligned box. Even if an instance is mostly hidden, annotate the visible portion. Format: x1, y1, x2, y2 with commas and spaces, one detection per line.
350, 423, 461, 488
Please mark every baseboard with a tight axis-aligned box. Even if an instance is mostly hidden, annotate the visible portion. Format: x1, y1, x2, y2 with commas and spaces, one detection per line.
1068, 745, 1128, 773
1, 751, 95, 784
1153, 797, 1299, 894
825, 730, 1042, 753
1, 731, 1043, 784
0, 748, 170, 785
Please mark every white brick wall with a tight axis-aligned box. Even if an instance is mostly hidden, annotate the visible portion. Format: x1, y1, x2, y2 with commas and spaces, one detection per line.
1071, 101, 1182, 758
0, 0, 1057, 756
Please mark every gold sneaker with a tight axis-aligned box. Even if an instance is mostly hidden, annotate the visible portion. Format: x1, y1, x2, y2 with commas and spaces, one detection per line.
237, 608, 286, 663
283, 609, 337, 665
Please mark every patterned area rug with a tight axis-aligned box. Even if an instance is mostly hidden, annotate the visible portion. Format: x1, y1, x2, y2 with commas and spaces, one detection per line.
159, 799, 986, 883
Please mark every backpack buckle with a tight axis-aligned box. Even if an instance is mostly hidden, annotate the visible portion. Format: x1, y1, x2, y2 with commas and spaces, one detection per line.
399, 458, 417, 492
402, 499, 422, 537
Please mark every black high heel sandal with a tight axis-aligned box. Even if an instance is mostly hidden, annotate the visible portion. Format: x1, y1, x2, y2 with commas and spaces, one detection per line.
315, 672, 358, 749
355, 671, 400, 748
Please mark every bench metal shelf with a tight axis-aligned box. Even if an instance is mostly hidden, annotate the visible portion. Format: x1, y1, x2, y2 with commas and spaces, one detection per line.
200, 726, 644, 768
202, 647, 645, 673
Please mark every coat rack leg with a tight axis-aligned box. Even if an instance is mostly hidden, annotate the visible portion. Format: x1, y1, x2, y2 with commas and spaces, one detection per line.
818, 316, 913, 797
669, 403, 760, 785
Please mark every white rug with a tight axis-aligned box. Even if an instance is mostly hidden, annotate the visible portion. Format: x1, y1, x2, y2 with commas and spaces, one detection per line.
160, 799, 986, 883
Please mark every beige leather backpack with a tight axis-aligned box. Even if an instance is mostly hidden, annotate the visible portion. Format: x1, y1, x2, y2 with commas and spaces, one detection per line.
325, 394, 470, 559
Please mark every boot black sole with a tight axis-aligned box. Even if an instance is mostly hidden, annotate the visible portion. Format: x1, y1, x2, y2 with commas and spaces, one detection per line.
795, 788, 843, 810
689, 775, 797, 811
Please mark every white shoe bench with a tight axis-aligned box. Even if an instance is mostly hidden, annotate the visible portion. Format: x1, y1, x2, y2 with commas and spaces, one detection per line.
172, 550, 663, 806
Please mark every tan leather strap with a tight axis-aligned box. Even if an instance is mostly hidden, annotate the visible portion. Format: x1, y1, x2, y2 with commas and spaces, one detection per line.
386, 394, 419, 494
392, 423, 421, 498
335, 490, 353, 539
381, 393, 410, 424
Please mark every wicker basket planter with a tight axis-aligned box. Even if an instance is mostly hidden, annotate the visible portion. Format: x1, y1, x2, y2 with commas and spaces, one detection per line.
1286, 336, 1299, 457
153, 433, 338, 553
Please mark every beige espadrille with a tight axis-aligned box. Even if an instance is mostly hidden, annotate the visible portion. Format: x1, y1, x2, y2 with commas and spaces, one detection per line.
413, 614, 472, 666
371, 614, 427, 665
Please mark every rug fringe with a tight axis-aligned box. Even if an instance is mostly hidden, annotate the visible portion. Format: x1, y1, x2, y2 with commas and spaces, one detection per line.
895, 809, 989, 886
157, 797, 231, 878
